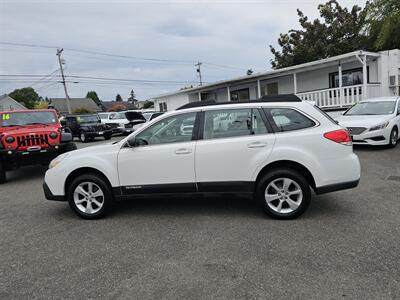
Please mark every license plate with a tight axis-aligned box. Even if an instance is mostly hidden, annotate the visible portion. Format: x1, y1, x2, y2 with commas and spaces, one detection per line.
98, 131, 104, 135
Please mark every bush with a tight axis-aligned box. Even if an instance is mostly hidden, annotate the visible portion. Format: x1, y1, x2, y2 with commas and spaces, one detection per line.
107, 103, 127, 112
34, 101, 50, 109
73, 107, 94, 114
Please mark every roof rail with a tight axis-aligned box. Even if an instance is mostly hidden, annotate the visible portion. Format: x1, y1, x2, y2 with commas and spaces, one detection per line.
176, 94, 301, 110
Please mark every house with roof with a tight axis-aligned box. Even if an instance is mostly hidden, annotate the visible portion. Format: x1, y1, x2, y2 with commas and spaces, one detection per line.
48, 98, 101, 115
148, 49, 400, 112
0, 94, 27, 111
100, 101, 138, 112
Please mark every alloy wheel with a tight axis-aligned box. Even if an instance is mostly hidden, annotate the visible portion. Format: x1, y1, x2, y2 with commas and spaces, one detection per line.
391, 130, 398, 145
73, 182, 104, 214
265, 178, 303, 214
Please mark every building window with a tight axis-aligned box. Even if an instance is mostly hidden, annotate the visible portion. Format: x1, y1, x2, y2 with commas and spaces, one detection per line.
329, 67, 369, 88
230, 88, 250, 102
159, 102, 167, 112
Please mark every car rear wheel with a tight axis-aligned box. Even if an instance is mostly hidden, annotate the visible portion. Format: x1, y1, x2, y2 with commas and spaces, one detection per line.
67, 174, 113, 219
388, 127, 398, 148
79, 131, 88, 143
0, 160, 6, 184
256, 168, 311, 219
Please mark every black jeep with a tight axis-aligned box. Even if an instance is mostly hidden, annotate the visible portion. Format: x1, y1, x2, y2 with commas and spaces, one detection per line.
61, 114, 113, 143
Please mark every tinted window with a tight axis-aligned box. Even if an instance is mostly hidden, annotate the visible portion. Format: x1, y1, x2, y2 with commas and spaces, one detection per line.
203, 108, 268, 140
266, 108, 315, 132
135, 112, 196, 146
0, 111, 57, 126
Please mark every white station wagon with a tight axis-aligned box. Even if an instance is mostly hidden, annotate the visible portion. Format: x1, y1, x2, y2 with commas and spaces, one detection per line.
43, 95, 361, 219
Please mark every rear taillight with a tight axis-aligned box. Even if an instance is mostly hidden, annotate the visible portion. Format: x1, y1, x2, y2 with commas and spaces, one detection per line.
324, 129, 352, 145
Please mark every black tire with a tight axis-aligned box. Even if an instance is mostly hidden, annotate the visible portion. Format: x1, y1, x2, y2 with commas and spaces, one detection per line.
255, 168, 311, 219
79, 131, 88, 143
104, 132, 112, 140
0, 160, 6, 184
388, 127, 398, 148
67, 173, 113, 219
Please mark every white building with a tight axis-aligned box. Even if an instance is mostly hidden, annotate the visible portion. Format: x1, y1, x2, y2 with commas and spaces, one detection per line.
149, 49, 400, 112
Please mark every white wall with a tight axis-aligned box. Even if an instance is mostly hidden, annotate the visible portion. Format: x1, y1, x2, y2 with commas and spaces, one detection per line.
153, 93, 190, 111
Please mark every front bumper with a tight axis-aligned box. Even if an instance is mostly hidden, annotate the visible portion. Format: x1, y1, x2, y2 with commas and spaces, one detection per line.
84, 129, 112, 138
351, 128, 390, 145
0, 144, 74, 168
43, 182, 65, 201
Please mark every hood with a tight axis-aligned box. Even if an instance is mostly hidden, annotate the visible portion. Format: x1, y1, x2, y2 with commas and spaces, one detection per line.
336, 114, 393, 128
0, 125, 59, 135
71, 142, 118, 155
125, 111, 146, 123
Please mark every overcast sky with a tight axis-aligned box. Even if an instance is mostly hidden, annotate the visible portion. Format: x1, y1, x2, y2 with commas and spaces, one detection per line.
0, 0, 366, 101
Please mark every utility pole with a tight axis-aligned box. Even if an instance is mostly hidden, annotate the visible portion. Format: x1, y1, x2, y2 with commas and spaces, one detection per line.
195, 61, 203, 86
56, 48, 72, 114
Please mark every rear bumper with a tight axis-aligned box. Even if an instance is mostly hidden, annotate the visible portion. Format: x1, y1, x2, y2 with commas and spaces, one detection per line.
43, 182, 65, 201
315, 179, 359, 195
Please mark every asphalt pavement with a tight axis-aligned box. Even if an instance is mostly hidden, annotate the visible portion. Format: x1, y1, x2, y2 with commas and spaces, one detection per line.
0, 137, 399, 299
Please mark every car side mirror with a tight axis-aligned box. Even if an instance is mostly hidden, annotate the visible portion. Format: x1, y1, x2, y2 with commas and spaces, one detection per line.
60, 120, 67, 126
127, 137, 148, 148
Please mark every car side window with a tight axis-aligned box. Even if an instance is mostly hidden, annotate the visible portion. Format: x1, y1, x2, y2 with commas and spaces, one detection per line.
397, 101, 400, 115
134, 112, 196, 146
265, 108, 316, 132
203, 108, 268, 140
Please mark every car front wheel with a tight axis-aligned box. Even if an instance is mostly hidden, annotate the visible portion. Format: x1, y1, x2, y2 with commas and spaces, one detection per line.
79, 131, 88, 143
388, 127, 398, 148
67, 174, 113, 219
0, 159, 6, 184
256, 168, 311, 219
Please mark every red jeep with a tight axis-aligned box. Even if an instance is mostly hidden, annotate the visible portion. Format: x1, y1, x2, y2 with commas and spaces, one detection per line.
0, 109, 77, 183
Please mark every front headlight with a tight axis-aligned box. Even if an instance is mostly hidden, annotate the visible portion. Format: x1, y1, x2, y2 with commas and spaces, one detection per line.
369, 121, 389, 132
49, 153, 69, 169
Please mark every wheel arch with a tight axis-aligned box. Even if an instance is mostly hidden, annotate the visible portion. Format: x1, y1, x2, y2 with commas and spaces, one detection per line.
65, 167, 112, 195
255, 160, 316, 191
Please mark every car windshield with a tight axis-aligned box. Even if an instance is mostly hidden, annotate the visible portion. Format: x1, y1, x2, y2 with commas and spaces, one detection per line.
77, 115, 99, 123
0, 111, 57, 126
110, 112, 127, 120
344, 101, 396, 116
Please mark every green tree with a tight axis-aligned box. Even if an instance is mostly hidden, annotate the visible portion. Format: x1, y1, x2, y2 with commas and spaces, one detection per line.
127, 89, 136, 102
142, 101, 154, 109
269, 0, 368, 69
366, 0, 400, 51
72, 107, 94, 114
115, 94, 123, 102
9, 87, 41, 109
86, 91, 100, 106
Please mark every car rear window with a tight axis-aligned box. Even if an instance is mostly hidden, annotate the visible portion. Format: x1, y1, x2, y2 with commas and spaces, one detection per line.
264, 108, 316, 132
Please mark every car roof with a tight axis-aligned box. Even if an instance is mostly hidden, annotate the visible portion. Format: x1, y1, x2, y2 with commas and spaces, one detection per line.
177, 94, 301, 110
0, 109, 57, 114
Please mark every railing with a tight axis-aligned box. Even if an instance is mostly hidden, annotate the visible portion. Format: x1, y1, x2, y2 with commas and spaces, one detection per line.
297, 84, 381, 108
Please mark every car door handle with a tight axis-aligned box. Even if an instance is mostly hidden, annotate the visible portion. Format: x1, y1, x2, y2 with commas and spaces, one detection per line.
175, 148, 192, 155
247, 142, 267, 148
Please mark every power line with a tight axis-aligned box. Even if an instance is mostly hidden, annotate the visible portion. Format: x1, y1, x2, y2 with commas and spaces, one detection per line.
0, 41, 250, 71
0, 74, 203, 84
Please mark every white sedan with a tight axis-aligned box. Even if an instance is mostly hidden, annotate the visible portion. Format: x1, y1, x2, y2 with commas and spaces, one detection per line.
336, 97, 400, 147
